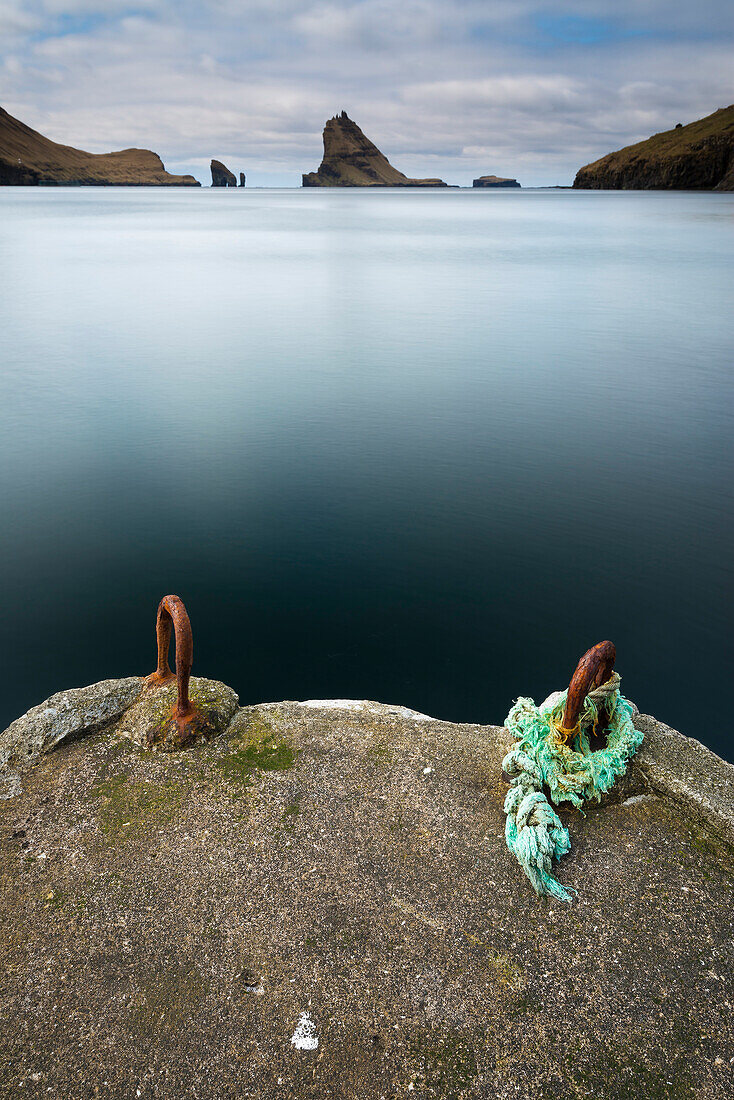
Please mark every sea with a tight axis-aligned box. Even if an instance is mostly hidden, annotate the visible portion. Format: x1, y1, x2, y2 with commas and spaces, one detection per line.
0, 186, 732, 760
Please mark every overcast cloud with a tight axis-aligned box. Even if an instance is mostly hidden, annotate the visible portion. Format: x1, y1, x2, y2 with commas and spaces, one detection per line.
1, 1, 732, 184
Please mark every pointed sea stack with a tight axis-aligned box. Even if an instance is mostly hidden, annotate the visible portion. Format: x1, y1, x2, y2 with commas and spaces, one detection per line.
573, 105, 734, 190
0, 106, 199, 186
302, 112, 447, 187
239, 172, 246, 187
473, 175, 520, 188
210, 159, 237, 187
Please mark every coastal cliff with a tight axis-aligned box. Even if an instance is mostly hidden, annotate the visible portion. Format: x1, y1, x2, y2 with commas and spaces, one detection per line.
0, 106, 199, 186
303, 112, 447, 187
574, 104, 734, 190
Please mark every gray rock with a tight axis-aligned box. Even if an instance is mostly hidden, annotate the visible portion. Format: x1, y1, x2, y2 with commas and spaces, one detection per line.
0, 677, 142, 784
113, 675, 238, 750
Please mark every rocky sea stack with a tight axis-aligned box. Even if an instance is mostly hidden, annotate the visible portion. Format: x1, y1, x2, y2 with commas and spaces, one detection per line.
210, 159, 237, 187
574, 104, 734, 190
473, 175, 520, 188
303, 112, 447, 187
0, 106, 199, 186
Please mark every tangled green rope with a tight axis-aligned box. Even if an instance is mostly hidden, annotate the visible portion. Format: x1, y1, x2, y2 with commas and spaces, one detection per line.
502, 673, 643, 902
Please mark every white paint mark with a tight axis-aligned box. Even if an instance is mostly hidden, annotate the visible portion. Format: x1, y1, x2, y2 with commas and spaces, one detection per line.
423, 766, 433, 775
299, 699, 434, 722
391, 897, 446, 932
622, 794, 655, 806
290, 1011, 319, 1051
539, 690, 565, 712
0, 772, 22, 801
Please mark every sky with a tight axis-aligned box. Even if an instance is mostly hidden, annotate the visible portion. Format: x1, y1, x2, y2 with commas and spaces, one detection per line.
1, 1, 733, 186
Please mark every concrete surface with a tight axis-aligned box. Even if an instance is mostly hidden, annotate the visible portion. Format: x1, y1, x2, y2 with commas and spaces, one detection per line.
1, 692, 732, 1099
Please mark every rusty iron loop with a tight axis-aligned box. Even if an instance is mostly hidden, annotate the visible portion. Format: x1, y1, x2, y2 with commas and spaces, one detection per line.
146, 594, 193, 720
560, 640, 616, 734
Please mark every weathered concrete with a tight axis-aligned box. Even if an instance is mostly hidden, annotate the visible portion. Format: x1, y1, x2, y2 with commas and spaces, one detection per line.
115, 677, 239, 751
0, 697, 732, 1099
0, 678, 142, 799
633, 713, 734, 847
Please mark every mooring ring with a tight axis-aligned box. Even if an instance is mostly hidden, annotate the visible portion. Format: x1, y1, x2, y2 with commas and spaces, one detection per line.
145, 594, 194, 721
560, 639, 616, 734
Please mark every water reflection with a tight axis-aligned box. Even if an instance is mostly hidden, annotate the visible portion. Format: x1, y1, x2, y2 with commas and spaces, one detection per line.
0, 188, 732, 758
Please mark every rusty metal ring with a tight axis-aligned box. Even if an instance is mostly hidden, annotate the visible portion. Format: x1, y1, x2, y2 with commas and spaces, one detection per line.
145, 594, 194, 721
560, 640, 616, 734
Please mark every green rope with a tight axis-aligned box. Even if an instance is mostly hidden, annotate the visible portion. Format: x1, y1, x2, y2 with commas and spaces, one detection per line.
502, 673, 643, 902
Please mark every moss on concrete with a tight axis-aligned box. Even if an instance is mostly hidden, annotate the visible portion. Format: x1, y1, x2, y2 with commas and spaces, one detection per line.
130, 960, 211, 1034
409, 1029, 479, 1099
461, 932, 525, 990
280, 800, 301, 830
90, 771, 188, 841
569, 1041, 696, 1100
221, 713, 297, 782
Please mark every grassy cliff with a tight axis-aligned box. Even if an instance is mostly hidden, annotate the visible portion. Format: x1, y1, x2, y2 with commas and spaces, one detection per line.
0, 106, 199, 186
574, 105, 734, 190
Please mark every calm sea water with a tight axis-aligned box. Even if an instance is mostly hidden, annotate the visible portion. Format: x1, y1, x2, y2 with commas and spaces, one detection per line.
0, 187, 732, 759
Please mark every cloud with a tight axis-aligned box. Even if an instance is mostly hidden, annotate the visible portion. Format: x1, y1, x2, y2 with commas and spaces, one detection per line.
292, 1, 449, 49
403, 76, 585, 114
0, 3, 41, 35
1, 1, 732, 185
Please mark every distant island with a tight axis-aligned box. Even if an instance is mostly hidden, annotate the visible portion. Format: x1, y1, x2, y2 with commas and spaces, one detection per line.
473, 175, 520, 188
302, 112, 448, 187
4, 100, 733, 191
574, 105, 734, 190
0, 106, 199, 186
